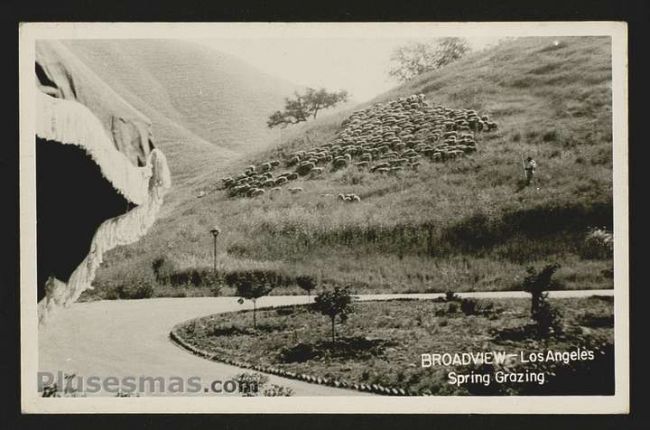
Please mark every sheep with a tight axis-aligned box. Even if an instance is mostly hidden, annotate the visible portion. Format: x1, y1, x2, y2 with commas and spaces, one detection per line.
337, 193, 361, 203
370, 162, 390, 171
309, 167, 325, 177
228, 93, 495, 195
355, 161, 369, 169
451, 149, 465, 158
333, 158, 349, 170
229, 184, 251, 197
275, 176, 289, 186
359, 152, 372, 162
248, 188, 265, 197
288, 187, 304, 194
461, 145, 477, 154
401, 149, 418, 157
381, 151, 398, 160
286, 156, 300, 167
297, 161, 316, 176
222, 177, 235, 188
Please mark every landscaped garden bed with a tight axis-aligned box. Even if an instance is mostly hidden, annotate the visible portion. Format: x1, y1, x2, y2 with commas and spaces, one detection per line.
171, 295, 614, 395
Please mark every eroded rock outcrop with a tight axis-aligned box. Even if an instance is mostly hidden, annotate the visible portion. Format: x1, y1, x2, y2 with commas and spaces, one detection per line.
35, 41, 171, 323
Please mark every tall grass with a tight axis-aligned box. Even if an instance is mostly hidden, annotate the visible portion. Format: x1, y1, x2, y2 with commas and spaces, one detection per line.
93, 36, 614, 296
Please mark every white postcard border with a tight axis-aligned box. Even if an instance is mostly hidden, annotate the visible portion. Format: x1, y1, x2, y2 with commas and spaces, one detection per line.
19, 21, 629, 414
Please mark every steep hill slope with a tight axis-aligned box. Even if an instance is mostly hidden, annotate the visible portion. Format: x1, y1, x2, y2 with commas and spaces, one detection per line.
88, 36, 614, 298
62, 39, 299, 209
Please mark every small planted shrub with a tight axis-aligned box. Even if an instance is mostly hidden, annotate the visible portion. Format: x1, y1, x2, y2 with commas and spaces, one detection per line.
460, 298, 479, 316
581, 227, 614, 259
458, 298, 494, 317
209, 325, 250, 337
233, 372, 294, 397
211, 284, 222, 297
275, 306, 296, 316
105, 279, 155, 300
577, 312, 614, 328
296, 275, 317, 299
445, 290, 460, 302
280, 343, 319, 363
263, 384, 294, 397
167, 268, 220, 288
151, 255, 177, 283
234, 372, 267, 397
138, 281, 155, 298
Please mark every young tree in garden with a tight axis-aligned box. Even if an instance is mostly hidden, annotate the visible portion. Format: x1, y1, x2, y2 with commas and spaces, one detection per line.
311, 286, 356, 343
227, 272, 274, 330
522, 263, 562, 337
388, 37, 470, 83
522, 263, 561, 314
295, 275, 317, 300
267, 88, 348, 128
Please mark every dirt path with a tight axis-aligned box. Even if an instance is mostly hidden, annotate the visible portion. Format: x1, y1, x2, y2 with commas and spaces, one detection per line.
38, 290, 613, 396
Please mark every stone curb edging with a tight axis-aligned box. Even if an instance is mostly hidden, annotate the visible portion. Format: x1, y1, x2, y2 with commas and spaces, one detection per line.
169, 302, 414, 396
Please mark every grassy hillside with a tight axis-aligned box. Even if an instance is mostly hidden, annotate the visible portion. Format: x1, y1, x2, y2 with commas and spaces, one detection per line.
62, 39, 300, 210
86, 36, 614, 299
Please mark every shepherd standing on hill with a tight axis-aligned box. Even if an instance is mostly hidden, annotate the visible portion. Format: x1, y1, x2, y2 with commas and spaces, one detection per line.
523, 156, 537, 186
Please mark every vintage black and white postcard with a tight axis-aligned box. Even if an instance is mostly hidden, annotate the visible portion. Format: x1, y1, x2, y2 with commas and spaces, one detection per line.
19, 22, 629, 413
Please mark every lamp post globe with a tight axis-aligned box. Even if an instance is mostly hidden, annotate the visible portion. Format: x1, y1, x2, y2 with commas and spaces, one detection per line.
210, 226, 221, 237
210, 226, 221, 271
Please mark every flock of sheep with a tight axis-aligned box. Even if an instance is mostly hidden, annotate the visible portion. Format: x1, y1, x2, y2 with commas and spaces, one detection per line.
220, 94, 497, 199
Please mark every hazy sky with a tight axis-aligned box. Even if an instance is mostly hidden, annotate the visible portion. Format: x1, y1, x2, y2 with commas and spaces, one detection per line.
194, 36, 501, 102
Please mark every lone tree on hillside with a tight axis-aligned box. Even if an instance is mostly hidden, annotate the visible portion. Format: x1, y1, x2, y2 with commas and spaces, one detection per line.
311, 286, 356, 343
388, 37, 471, 83
267, 88, 349, 128
227, 271, 275, 330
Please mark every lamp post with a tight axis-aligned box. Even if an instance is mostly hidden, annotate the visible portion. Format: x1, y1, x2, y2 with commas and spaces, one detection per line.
209, 226, 221, 272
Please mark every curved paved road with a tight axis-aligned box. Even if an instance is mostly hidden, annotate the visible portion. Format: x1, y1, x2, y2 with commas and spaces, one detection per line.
39, 290, 613, 397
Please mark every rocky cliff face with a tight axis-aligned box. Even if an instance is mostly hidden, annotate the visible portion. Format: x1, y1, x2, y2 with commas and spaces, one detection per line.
35, 41, 171, 323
